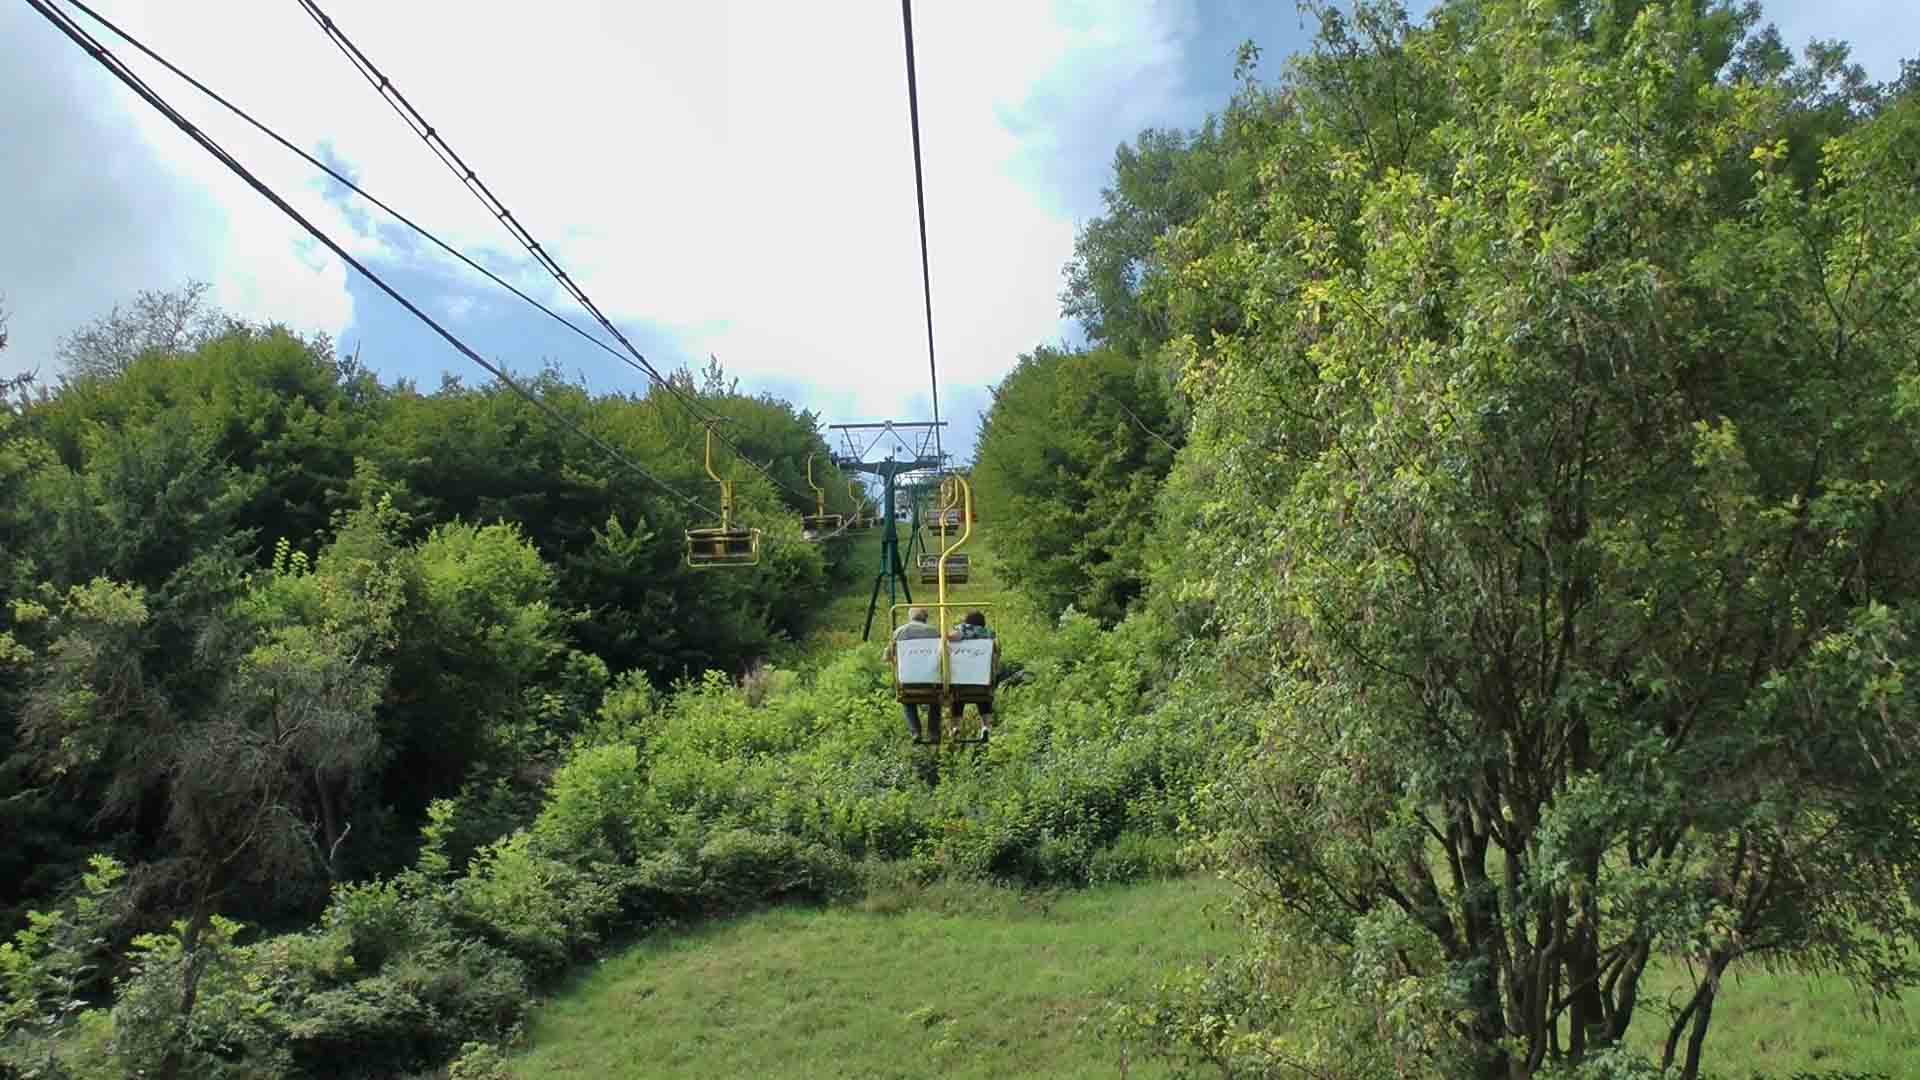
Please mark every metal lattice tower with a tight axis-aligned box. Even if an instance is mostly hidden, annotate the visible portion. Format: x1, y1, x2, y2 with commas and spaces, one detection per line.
828, 421, 948, 640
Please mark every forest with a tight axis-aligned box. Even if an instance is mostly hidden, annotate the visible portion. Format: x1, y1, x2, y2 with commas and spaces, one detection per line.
6, 1, 1920, 1078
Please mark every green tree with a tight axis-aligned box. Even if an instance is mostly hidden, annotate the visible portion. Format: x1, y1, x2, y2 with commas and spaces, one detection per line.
974, 345, 1177, 623
1153, 2, 1920, 1077
1062, 126, 1232, 358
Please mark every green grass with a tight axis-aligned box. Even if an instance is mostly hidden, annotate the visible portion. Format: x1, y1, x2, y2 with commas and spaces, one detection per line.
1627, 961, 1919, 1078
507, 877, 1239, 1079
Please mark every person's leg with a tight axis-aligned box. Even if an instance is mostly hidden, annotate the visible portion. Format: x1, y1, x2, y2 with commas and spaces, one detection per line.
902, 702, 922, 739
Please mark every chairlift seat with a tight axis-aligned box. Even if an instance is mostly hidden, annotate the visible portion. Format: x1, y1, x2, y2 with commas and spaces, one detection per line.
686, 527, 760, 568
946, 637, 995, 703
801, 513, 844, 542
916, 553, 970, 584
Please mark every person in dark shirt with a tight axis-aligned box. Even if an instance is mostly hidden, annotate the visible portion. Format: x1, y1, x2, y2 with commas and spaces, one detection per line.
946, 610, 999, 736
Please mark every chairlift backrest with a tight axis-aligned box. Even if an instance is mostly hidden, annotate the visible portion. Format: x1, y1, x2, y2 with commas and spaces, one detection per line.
948, 638, 993, 686
893, 637, 993, 688
894, 638, 943, 684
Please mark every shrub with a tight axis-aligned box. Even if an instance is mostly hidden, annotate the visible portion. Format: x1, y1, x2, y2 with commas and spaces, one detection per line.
454, 833, 622, 975
446, 1039, 515, 1080
693, 829, 855, 912
529, 743, 645, 865
1086, 832, 1183, 885
110, 916, 293, 1080
283, 935, 527, 1076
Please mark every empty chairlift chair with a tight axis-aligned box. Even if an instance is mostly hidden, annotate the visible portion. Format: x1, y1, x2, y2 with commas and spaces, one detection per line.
801, 514, 844, 541
916, 553, 970, 584
686, 527, 759, 567
918, 491, 969, 583
801, 454, 844, 542
685, 424, 761, 569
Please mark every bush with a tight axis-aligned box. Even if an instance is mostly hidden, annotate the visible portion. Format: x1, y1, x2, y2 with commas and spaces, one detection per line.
454, 833, 622, 975
693, 829, 855, 912
446, 1039, 515, 1079
1087, 832, 1183, 885
11, 579, 1232, 1080
110, 917, 293, 1080
529, 743, 644, 865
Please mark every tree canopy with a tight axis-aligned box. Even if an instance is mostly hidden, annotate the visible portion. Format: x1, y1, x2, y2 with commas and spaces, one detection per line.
0, 306, 860, 935
973, 344, 1177, 624
1126, 1, 1920, 1076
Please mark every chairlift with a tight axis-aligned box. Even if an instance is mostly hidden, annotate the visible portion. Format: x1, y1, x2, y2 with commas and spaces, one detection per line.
885, 474, 993, 745
685, 423, 761, 568
891, 617, 995, 745
919, 480, 967, 581
801, 454, 845, 541
916, 553, 970, 584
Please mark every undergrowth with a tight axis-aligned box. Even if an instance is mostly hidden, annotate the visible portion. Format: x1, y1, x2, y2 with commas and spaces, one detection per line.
0, 600, 1243, 1079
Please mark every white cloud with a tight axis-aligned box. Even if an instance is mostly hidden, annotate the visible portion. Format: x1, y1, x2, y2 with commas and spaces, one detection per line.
1, 1, 368, 373
440, 293, 479, 322
18, 0, 1898, 454
13, 0, 1087, 422
1, 0, 1222, 440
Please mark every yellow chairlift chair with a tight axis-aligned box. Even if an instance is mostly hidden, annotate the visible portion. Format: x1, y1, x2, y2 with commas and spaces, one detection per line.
890, 475, 992, 744
685, 423, 761, 568
801, 454, 845, 542
915, 480, 970, 584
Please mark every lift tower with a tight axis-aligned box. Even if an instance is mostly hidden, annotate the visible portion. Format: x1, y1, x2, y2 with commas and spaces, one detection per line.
829, 421, 947, 641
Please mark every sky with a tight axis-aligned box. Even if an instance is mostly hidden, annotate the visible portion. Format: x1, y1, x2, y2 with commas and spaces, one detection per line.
3, 1, 1913, 463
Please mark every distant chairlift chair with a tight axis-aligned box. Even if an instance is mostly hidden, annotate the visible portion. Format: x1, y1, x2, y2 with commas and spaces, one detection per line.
685, 424, 761, 569
916, 553, 970, 584
917, 494, 969, 583
801, 454, 845, 542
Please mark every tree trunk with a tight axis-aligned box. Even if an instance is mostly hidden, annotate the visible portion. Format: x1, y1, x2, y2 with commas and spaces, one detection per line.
1660, 951, 1731, 1078
154, 904, 213, 1080
1454, 803, 1509, 1079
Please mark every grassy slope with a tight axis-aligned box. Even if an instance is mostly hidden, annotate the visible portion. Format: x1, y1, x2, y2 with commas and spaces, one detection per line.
1628, 963, 1918, 1078
509, 878, 1238, 1079
510, 523, 1919, 1078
